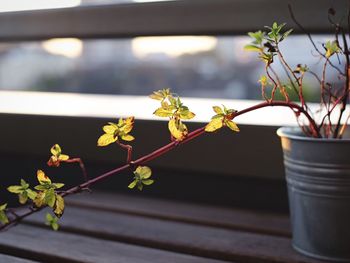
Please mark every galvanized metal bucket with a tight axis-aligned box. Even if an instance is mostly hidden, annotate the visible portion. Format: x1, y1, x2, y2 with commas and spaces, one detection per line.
277, 127, 350, 262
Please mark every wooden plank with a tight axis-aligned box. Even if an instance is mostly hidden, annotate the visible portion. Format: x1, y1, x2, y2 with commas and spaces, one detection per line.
0, 224, 229, 263
0, 254, 38, 263
67, 192, 291, 236
0, 0, 346, 41
25, 206, 320, 263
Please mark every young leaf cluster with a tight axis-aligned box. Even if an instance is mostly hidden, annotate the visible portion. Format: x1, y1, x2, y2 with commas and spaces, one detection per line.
47, 144, 70, 167
7, 179, 37, 204
128, 166, 154, 191
0, 204, 8, 224
245, 23, 292, 65
34, 170, 65, 218
151, 89, 195, 140
97, 117, 135, 147
205, 105, 240, 133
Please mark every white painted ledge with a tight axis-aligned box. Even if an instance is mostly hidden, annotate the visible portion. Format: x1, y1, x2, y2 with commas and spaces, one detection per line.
0, 90, 340, 127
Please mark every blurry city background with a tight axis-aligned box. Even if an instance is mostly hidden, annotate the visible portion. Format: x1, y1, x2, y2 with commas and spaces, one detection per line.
0, 0, 342, 102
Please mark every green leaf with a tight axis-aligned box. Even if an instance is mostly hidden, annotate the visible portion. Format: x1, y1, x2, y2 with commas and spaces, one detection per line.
20, 179, 29, 189
45, 189, 56, 208
45, 213, 59, 231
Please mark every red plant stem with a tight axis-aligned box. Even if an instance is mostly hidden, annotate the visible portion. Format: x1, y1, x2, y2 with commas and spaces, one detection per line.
0, 100, 321, 230
65, 158, 88, 183
116, 142, 133, 163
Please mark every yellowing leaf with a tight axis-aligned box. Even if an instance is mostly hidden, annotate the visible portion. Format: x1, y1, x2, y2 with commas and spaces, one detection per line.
50, 144, 61, 156
37, 170, 51, 185
97, 133, 117, 147
153, 108, 174, 117
54, 195, 65, 218
168, 119, 188, 140
34, 191, 46, 207
225, 120, 240, 132
121, 134, 135, 141
213, 106, 223, 114
205, 118, 223, 132
103, 124, 117, 134
58, 154, 69, 161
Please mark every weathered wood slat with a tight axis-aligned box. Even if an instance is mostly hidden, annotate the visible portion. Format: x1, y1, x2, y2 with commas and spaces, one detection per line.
25, 206, 319, 263
0, 254, 38, 263
0, 225, 228, 263
67, 192, 291, 237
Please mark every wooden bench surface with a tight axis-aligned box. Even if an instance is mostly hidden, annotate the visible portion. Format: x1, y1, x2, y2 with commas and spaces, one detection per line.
0, 192, 330, 263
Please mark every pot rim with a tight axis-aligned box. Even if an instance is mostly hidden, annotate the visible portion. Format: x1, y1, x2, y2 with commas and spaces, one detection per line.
276, 126, 350, 142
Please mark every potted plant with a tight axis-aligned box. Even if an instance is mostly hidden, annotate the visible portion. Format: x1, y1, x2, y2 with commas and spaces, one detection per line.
242, 8, 350, 262
0, 5, 349, 263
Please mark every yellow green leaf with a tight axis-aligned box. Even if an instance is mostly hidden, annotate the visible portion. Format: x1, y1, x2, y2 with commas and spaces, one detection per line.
58, 154, 70, 161
205, 118, 223, 132
213, 106, 223, 114
7, 185, 22, 194
27, 189, 37, 200
103, 124, 117, 134
142, 179, 154, 185
18, 193, 28, 204
54, 195, 65, 218
37, 170, 51, 185
153, 107, 174, 117
135, 166, 152, 179
179, 110, 195, 120
0, 210, 8, 224
50, 144, 61, 156
168, 119, 188, 140
0, 203, 7, 211
128, 180, 137, 189
97, 133, 117, 147
225, 120, 240, 132
121, 134, 135, 141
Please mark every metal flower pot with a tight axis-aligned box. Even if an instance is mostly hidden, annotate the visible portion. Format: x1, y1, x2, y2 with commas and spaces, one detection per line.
277, 127, 350, 262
